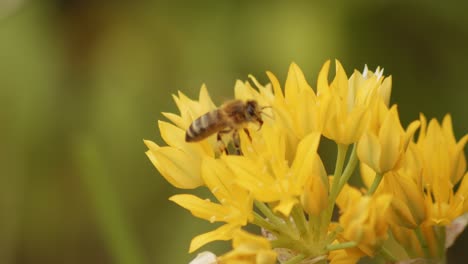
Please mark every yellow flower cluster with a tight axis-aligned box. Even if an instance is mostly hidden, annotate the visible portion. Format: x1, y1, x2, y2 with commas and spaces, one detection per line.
145, 60, 467, 264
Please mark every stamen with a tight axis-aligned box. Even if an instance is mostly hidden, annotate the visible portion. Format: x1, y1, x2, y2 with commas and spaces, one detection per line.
363, 64, 369, 78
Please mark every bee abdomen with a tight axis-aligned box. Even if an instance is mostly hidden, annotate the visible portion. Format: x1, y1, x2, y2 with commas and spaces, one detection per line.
185, 110, 224, 142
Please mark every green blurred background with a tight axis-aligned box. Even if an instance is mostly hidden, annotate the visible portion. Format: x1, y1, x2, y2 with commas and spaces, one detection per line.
0, 1, 467, 263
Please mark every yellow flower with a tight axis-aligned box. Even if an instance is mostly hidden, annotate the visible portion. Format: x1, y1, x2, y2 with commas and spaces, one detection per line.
357, 102, 420, 174
373, 144, 425, 229
318, 60, 391, 145
217, 230, 277, 264
267, 63, 322, 153
144, 86, 217, 188
301, 154, 329, 216
336, 185, 392, 256
389, 225, 425, 258
349, 64, 392, 107
381, 114, 467, 260
146, 60, 467, 263
360, 141, 426, 230
359, 112, 466, 229
145, 80, 275, 189
415, 114, 468, 225
390, 223, 441, 259
224, 128, 321, 216
383, 171, 427, 229
335, 182, 363, 210
170, 157, 253, 252
418, 114, 467, 184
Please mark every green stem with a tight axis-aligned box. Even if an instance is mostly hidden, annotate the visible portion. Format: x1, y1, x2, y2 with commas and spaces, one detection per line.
379, 246, 398, 262
325, 225, 343, 245
322, 144, 348, 239
270, 237, 293, 249
255, 201, 284, 227
270, 237, 308, 253
252, 212, 279, 234
308, 214, 321, 242
435, 225, 446, 258
291, 204, 308, 239
316, 212, 325, 242
415, 226, 430, 258
367, 172, 383, 195
254, 201, 298, 240
283, 254, 306, 264
337, 143, 358, 192
328, 144, 348, 205
326, 241, 357, 251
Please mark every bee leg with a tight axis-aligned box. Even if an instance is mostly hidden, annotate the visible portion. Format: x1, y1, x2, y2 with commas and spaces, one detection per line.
233, 130, 242, 155
217, 132, 228, 154
243, 128, 252, 141
257, 119, 263, 131
217, 129, 232, 154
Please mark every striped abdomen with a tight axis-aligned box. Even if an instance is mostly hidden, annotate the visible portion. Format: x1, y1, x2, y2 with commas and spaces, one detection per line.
185, 110, 227, 142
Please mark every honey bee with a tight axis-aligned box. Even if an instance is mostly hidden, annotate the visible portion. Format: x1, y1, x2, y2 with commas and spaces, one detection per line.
185, 99, 266, 154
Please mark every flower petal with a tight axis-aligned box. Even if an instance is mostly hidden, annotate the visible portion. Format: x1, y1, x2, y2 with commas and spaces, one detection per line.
330, 59, 349, 101
198, 84, 216, 110
145, 140, 203, 188
301, 155, 328, 216
273, 196, 299, 216
285, 62, 313, 104
189, 224, 238, 253
202, 157, 253, 216
317, 60, 331, 95
291, 132, 321, 186
162, 112, 185, 129
170, 194, 230, 222
357, 132, 382, 173
159, 120, 213, 157
378, 106, 402, 172
376, 75, 392, 106
266, 71, 284, 101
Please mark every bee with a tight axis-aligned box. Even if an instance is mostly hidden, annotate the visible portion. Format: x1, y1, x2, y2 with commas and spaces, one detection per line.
185, 99, 266, 154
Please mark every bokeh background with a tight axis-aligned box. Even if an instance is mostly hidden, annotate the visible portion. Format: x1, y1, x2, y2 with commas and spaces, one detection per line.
0, 1, 467, 263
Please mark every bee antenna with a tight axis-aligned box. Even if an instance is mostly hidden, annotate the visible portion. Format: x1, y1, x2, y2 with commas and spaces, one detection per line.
262, 113, 274, 119
260, 105, 274, 119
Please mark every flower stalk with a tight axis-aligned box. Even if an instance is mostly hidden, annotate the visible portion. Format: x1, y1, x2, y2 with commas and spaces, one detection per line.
415, 226, 430, 258
291, 204, 309, 239
328, 144, 349, 207
282, 254, 306, 264
367, 172, 383, 196
254, 201, 298, 241
337, 143, 359, 192
326, 241, 358, 251
379, 246, 398, 262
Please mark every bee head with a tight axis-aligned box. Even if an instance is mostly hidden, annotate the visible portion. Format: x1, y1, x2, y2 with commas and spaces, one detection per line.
245, 100, 264, 127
